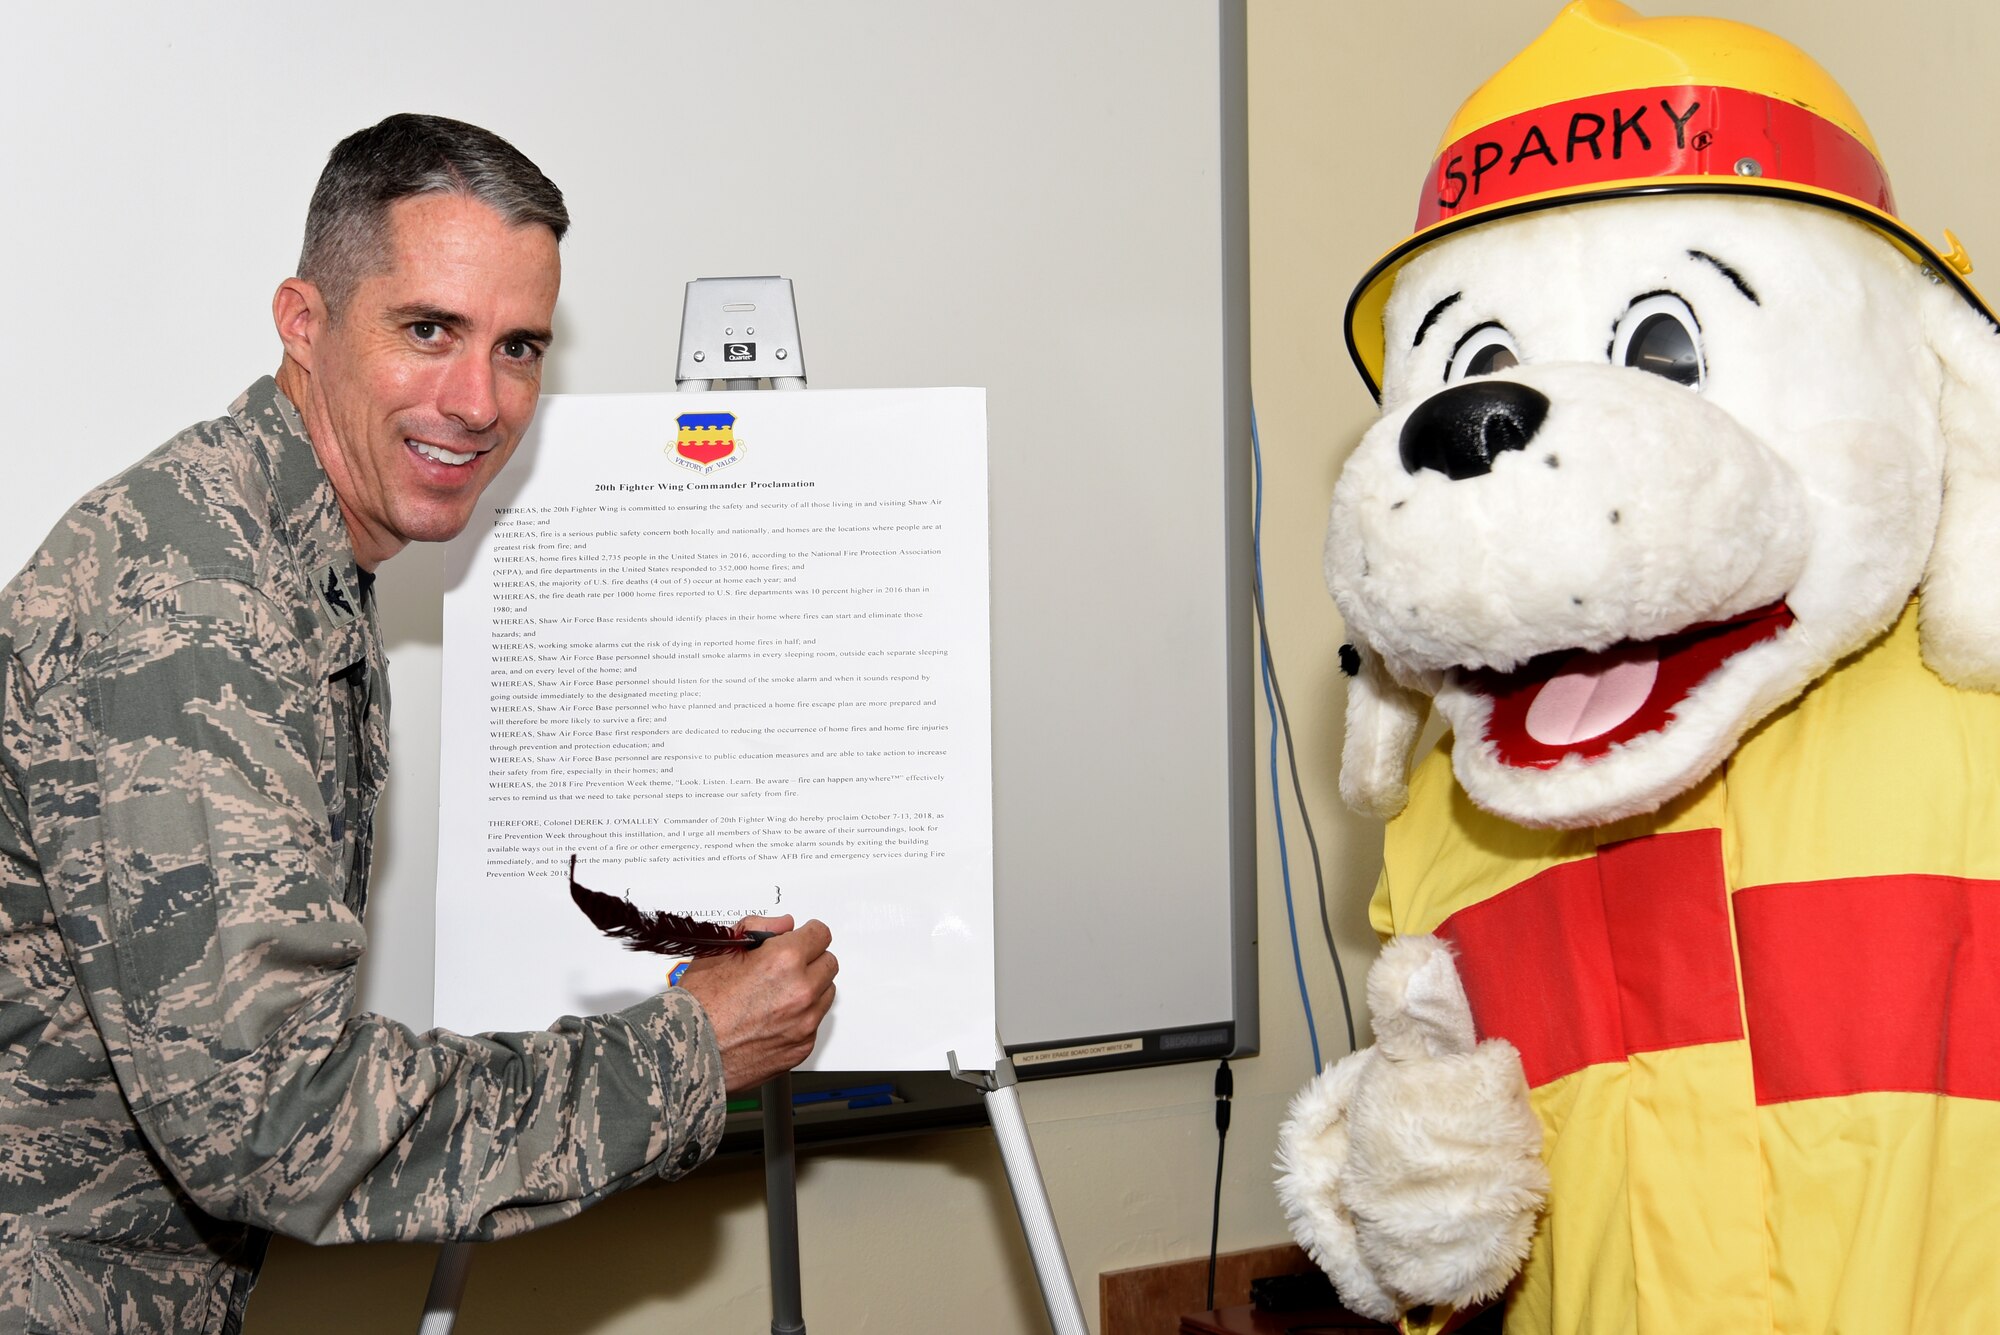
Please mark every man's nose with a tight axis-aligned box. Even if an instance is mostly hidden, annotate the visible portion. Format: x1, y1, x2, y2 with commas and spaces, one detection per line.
438, 352, 501, 433
1399, 380, 1549, 479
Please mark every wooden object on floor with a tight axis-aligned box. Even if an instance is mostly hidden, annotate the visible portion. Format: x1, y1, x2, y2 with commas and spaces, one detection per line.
1178, 1303, 1387, 1333
1102, 1244, 1326, 1335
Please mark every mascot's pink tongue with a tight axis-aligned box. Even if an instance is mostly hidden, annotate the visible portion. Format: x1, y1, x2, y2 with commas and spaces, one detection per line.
1522, 652, 1660, 745
1469, 602, 1796, 769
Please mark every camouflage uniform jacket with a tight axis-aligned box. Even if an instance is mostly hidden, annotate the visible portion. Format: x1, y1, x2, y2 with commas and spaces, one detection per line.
0, 379, 726, 1334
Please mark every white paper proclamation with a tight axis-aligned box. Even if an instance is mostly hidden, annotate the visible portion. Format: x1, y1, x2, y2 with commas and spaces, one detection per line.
435, 389, 995, 1071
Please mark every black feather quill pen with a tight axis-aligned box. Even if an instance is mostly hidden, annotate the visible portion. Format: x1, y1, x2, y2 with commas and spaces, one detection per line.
567, 855, 771, 956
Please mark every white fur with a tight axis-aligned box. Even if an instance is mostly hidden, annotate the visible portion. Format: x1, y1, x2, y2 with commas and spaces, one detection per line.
1276, 937, 1547, 1320
1331, 361, 1810, 675
1918, 277, 2000, 688
1338, 644, 1430, 819
1276, 1048, 1401, 1321
1325, 197, 1996, 828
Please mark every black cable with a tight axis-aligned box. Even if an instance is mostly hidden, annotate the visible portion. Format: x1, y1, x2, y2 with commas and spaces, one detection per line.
1206, 1059, 1233, 1311
1249, 541, 1359, 1056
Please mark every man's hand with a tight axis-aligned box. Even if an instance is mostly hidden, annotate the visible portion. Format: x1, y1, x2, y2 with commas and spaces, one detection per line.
676, 916, 837, 1093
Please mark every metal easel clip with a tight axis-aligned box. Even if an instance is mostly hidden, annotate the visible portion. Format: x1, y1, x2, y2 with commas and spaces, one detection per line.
947, 1048, 1019, 1093
677, 276, 808, 390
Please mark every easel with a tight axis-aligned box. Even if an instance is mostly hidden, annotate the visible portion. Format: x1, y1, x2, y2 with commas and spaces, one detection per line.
419, 278, 1086, 1335
675, 275, 811, 1334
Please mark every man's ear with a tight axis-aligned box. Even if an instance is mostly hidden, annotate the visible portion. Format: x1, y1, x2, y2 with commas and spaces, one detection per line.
272, 277, 327, 372
1918, 279, 2000, 691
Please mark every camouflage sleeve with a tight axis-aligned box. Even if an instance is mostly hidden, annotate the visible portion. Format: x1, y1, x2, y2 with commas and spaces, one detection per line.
33, 575, 725, 1244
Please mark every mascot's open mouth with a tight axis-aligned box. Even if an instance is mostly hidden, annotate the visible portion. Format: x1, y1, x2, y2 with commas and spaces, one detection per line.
1461, 601, 1797, 768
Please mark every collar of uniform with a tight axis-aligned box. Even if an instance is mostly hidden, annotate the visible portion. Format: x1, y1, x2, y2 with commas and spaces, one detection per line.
228, 377, 366, 601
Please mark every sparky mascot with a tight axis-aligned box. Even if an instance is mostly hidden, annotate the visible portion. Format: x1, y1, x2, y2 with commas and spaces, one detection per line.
1274, 3, 2000, 1333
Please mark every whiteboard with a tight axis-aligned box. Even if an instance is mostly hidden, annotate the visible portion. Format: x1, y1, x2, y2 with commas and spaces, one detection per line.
0, 1, 1253, 1074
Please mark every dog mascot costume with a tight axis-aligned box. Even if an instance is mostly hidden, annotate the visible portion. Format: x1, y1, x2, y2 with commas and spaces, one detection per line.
1274, 3, 2000, 1333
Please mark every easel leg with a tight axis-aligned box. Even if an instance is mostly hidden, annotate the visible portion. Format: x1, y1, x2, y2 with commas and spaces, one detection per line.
950, 1049, 1088, 1335
985, 1082, 1089, 1335
763, 1071, 807, 1334
416, 1242, 474, 1335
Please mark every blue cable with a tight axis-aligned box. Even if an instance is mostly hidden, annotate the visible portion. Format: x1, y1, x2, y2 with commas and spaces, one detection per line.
1251, 405, 1321, 1074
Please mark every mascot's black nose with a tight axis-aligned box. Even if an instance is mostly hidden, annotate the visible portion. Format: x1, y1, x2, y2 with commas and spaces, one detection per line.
1398, 381, 1550, 479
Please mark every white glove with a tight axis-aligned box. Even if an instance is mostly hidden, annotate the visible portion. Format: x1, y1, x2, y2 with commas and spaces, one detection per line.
1275, 935, 1547, 1323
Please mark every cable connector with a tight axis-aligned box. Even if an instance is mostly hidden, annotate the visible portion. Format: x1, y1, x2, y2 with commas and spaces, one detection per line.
1206, 1057, 1236, 1311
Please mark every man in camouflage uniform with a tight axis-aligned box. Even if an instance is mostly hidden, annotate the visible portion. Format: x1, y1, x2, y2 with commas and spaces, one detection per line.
0, 115, 838, 1333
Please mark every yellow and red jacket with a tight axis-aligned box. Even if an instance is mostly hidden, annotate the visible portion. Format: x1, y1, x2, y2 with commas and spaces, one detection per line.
1375, 601, 2000, 1335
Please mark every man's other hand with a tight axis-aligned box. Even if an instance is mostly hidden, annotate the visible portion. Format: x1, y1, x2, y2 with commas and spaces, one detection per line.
676, 916, 837, 1093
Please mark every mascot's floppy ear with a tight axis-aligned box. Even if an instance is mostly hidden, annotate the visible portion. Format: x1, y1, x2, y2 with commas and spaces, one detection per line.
1338, 643, 1428, 820
1919, 282, 2000, 691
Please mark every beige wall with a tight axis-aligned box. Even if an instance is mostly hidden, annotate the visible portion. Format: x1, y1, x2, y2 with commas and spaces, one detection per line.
246, 2, 2000, 1329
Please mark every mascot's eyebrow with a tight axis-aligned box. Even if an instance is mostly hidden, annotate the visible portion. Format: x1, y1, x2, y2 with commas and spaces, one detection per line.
1687, 250, 1761, 305
1412, 292, 1463, 347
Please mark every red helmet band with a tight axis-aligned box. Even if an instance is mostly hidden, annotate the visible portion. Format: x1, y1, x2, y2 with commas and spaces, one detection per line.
1416, 84, 1896, 231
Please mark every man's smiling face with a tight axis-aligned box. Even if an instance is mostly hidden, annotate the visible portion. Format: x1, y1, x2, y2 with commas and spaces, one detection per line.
279, 191, 559, 568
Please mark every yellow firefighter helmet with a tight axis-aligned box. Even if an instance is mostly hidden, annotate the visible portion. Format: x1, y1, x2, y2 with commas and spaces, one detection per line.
1346, 0, 1991, 396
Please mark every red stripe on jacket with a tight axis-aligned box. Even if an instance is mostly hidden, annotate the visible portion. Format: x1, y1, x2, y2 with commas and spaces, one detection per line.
1437, 830, 1743, 1088
1736, 874, 2000, 1104
1436, 832, 2000, 1105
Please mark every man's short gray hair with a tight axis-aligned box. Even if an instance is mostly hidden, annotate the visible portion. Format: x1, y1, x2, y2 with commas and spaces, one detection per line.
299, 113, 568, 316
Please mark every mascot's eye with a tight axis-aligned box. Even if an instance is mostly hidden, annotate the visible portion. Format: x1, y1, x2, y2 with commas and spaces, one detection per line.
1446, 324, 1520, 383
1612, 293, 1703, 388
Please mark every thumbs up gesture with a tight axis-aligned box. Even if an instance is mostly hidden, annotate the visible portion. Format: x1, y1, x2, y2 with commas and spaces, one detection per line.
1275, 935, 1548, 1323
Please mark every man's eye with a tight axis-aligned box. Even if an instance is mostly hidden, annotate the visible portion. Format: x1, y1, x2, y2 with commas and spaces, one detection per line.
501, 339, 540, 362
411, 321, 441, 341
